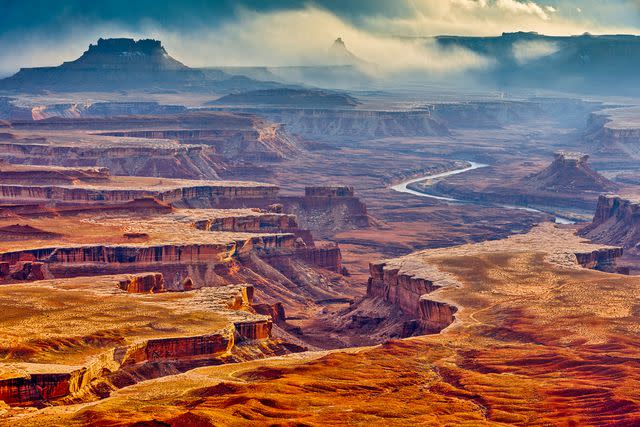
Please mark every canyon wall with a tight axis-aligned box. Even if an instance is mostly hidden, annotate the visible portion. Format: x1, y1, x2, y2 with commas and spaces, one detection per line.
365, 262, 457, 337
0, 140, 223, 180
0, 182, 279, 206
250, 109, 450, 140
0, 282, 285, 407
580, 195, 640, 249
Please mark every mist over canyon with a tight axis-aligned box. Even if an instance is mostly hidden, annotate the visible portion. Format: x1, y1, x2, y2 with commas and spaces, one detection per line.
3, 1, 640, 426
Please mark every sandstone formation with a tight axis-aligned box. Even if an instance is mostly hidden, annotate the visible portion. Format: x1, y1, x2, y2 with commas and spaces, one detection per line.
0, 163, 110, 184
30, 101, 187, 121
23, 224, 640, 426
580, 195, 640, 248
0, 135, 224, 180
0, 278, 288, 406
341, 223, 624, 341
250, 109, 450, 140
525, 151, 617, 193
118, 272, 165, 293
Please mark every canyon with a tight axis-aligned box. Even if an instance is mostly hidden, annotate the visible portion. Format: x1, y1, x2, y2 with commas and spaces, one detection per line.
3, 34, 640, 426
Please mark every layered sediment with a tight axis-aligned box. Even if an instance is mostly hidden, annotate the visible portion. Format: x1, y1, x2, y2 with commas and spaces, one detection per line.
0, 278, 283, 407
580, 194, 640, 248
347, 223, 624, 341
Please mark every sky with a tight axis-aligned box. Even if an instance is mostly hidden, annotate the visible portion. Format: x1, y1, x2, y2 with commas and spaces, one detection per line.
1, 0, 640, 76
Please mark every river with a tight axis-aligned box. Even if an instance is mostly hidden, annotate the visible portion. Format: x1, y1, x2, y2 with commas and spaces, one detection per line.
391, 161, 576, 225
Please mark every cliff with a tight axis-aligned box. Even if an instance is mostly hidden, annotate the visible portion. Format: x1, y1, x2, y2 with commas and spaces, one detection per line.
0, 280, 294, 407
580, 195, 640, 248
211, 88, 361, 108
365, 261, 457, 337
0, 138, 224, 180
253, 109, 450, 141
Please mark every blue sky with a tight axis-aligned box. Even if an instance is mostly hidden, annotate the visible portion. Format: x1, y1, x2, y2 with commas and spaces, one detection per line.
1, 1, 639, 75
2, 1, 639, 36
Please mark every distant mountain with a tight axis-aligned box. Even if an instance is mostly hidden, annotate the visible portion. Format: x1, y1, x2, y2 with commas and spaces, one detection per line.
328, 37, 364, 66
0, 38, 286, 93
435, 32, 640, 95
209, 88, 361, 107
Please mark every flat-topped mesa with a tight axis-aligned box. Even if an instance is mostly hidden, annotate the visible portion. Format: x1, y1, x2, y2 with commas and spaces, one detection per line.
281, 186, 369, 235
0, 179, 280, 207
525, 151, 618, 193
580, 195, 640, 249
65, 38, 189, 71
0, 279, 290, 407
0, 163, 111, 185
0, 38, 205, 92
194, 212, 314, 245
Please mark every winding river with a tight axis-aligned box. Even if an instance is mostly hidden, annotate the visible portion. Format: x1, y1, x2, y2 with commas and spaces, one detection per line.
391, 161, 576, 225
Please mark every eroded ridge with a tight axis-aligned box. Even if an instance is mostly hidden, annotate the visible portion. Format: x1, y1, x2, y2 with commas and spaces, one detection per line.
0, 276, 292, 407
33, 224, 640, 426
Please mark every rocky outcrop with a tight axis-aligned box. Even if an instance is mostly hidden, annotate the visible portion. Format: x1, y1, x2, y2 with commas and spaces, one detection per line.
0, 38, 205, 92
252, 109, 450, 140
0, 282, 290, 407
0, 234, 299, 288
574, 248, 625, 272
118, 273, 165, 293
0, 139, 223, 180
30, 102, 187, 121
365, 261, 456, 337
281, 186, 369, 236
96, 125, 299, 162
195, 213, 298, 233
295, 242, 343, 272
0, 164, 110, 184
580, 195, 640, 248
525, 152, 617, 193
252, 302, 286, 323
234, 319, 272, 341
0, 181, 279, 206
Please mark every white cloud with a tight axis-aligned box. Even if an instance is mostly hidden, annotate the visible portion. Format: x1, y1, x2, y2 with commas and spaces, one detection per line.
512, 40, 559, 63
365, 0, 637, 36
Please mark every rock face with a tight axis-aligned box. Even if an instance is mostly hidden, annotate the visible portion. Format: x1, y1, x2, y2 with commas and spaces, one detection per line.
525, 151, 617, 193
0, 279, 286, 407
0, 180, 279, 206
211, 88, 360, 108
580, 195, 640, 248
0, 163, 110, 184
366, 262, 457, 336
281, 186, 369, 236
30, 102, 188, 121
118, 273, 165, 293
0, 137, 224, 180
305, 186, 354, 197
254, 109, 450, 140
